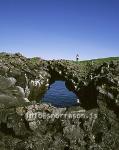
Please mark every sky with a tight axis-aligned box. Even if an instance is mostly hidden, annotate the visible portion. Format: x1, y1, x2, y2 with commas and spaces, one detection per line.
0, 0, 119, 60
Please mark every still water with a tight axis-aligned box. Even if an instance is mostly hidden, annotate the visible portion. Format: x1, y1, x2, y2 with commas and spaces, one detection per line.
42, 81, 78, 107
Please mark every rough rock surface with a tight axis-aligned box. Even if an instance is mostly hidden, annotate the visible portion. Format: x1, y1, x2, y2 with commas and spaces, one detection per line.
0, 53, 118, 150
0, 53, 50, 101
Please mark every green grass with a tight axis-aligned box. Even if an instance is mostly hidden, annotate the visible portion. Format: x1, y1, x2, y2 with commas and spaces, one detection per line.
76, 56, 119, 63
72, 57, 119, 68
66, 57, 119, 77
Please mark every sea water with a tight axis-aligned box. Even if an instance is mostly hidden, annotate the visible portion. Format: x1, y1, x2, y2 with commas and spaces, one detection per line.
42, 81, 78, 107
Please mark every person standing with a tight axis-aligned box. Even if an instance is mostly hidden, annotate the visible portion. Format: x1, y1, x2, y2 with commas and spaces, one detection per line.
76, 54, 79, 61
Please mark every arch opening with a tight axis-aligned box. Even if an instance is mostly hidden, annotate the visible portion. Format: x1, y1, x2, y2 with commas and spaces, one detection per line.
42, 80, 79, 107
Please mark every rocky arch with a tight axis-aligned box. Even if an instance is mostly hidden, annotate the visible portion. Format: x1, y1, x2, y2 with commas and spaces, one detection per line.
0, 53, 99, 110
46, 60, 119, 112
0, 53, 118, 112
47, 60, 98, 110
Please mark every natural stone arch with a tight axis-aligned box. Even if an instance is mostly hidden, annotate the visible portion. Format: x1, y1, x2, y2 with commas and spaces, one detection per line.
47, 60, 98, 110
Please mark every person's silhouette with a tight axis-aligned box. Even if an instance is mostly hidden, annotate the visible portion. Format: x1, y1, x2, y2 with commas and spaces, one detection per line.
76, 54, 79, 61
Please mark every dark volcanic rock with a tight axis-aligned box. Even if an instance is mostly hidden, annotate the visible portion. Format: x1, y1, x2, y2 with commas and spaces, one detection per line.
0, 53, 118, 150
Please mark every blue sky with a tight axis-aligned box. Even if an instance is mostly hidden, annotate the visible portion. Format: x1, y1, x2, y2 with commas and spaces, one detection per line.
0, 0, 119, 60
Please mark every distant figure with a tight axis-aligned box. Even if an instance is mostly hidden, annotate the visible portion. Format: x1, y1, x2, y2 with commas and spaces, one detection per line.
76, 54, 79, 61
